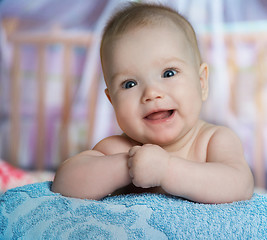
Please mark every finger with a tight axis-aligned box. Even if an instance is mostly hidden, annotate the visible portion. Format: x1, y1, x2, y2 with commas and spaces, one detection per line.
128, 145, 141, 157
132, 178, 140, 188
128, 168, 134, 178
127, 157, 133, 168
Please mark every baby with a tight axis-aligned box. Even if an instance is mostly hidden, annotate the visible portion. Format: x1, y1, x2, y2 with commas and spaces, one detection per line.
52, 3, 254, 203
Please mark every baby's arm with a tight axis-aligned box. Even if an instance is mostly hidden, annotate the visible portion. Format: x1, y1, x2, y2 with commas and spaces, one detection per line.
52, 136, 132, 200
128, 127, 254, 203
161, 127, 254, 203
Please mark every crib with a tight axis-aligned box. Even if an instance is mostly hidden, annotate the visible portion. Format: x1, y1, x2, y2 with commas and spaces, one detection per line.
1, 11, 267, 240
3, 18, 102, 170
2, 17, 266, 186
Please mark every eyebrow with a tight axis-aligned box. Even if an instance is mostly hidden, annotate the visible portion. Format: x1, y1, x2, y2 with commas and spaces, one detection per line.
109, 56, 187, 84
110, 70, 133, 83
155, 56, 187, 66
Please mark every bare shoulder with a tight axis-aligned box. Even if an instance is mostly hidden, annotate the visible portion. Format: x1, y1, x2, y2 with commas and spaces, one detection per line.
200, 122, 245, 164
207, 124, 243, 148
93, 134, 137, 155
198, 121, 240, 142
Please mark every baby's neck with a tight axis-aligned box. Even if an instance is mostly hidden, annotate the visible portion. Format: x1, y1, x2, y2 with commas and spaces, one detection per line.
162, 120, 205, 153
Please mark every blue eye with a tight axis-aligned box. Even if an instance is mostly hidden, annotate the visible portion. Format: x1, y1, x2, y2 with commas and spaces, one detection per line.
122, 80, 137, 89
163, 69, 177, 78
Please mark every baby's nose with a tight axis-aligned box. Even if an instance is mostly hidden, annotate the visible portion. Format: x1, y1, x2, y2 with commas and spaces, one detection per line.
141, 84, 164, 103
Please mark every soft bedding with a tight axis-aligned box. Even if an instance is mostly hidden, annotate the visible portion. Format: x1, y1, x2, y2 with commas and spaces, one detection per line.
0, 181, 267, 239
0, 160, 54, 193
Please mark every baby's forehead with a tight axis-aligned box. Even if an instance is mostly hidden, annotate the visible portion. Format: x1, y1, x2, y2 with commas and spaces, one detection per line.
103, 16, 197, 53
103, 23, 197, 79
103, 19, 188, 52
113, 14, 189, 40
101, 7, 202, 67
105, 21, 194, 59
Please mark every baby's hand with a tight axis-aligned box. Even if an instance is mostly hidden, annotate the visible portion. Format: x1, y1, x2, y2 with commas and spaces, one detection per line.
128, 144, 169, 188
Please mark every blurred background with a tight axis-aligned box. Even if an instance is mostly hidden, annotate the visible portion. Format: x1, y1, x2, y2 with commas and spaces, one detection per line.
0, 0, 266, 191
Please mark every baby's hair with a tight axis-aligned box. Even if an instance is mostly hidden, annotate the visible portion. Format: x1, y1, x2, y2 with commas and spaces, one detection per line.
100, 2, 202, 65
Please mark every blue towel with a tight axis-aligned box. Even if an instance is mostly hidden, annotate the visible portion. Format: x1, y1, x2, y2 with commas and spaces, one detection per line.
0, 181, 267, 239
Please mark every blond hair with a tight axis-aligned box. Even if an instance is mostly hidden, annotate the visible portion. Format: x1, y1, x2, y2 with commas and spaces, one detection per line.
100, 2, 202, 65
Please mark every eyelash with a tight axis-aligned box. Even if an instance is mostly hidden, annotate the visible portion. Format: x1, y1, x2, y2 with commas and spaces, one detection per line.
121, 80, 137, 89
120, 67, 178, 89
162, 68, 179, 78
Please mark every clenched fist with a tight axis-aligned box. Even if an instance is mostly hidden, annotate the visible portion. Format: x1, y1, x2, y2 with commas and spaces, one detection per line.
127, 144, 170, 188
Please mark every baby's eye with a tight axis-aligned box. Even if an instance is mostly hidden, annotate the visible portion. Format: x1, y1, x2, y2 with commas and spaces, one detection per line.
163, 69, 177, 78
122, 80, 137, 89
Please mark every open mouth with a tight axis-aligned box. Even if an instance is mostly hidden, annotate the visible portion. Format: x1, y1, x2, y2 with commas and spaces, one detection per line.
145, 110, 174, 121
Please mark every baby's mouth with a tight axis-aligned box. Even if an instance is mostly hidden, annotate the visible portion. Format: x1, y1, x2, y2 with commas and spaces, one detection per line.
145, 110, 174, 120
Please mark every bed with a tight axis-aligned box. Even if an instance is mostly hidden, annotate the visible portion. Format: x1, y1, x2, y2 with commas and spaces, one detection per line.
1, 181, 267, 239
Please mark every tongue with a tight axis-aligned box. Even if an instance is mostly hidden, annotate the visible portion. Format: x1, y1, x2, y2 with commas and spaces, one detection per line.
146, 111, 172, 120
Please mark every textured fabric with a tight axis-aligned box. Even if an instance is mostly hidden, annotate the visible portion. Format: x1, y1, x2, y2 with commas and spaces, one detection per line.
0, 160, 54, 192
0, 181, 267, 239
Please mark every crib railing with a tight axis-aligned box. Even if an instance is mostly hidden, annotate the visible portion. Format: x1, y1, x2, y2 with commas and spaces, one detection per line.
3, 18, 100, 170
200, 31, 267, 189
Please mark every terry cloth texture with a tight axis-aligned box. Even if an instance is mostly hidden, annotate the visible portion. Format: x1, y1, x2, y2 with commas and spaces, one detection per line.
0, 181, 267, 239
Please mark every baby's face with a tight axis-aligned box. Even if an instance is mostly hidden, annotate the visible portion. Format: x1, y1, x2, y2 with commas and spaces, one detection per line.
102, 22, 208, 148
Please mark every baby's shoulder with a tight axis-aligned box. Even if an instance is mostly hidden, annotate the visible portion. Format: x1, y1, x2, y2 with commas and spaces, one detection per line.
198, 121, 241, 146
197, 121, 218, 139
93, 134, 137, 155
193, 122, 241, 161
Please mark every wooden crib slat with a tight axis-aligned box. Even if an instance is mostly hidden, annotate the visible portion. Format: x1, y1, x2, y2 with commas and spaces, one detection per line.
9, 44, 20, 167
227, 38, 239, 116
87, 69, 100, 149
253, 39, 266, 189
59, 44, 72, 161
36, 44, 46, 170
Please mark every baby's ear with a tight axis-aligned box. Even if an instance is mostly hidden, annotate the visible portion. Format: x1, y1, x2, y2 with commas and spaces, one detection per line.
199, 63, 209, 101
105, 88, 112, 104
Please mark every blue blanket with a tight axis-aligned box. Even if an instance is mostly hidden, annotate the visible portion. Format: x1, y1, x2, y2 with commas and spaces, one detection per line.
0, 181, 266, 239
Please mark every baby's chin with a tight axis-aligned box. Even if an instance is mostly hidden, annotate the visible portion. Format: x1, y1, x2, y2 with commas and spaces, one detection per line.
123, 131, 180, 147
